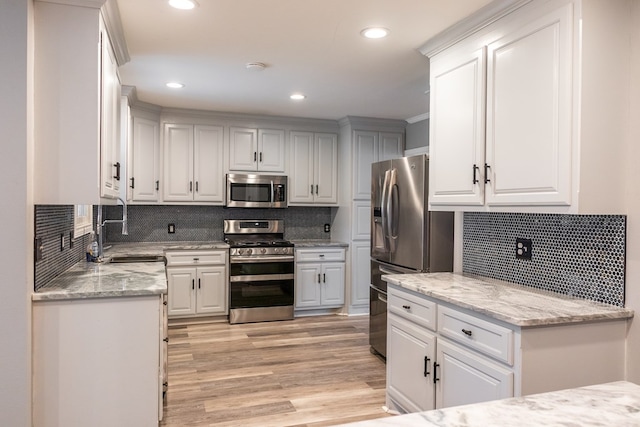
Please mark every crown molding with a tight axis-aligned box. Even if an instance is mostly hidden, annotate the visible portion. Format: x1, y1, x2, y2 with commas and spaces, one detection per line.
101, 0, 130, 65
35, 0, 106, 7
419, 0, 532, 57
338, 116, 407, 132
406, 113, 429, 124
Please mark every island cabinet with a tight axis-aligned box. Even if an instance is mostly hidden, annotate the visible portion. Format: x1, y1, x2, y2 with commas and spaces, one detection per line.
386, 284, 628, 414
424, 0, 629, 214
289, 131, 338, 205
295, 248, 346, 311
34, 1, 127, 204
229, 127, 286, 172
166, 250, 228, 318
33, 295, 164, 427
163, 124, 225, 203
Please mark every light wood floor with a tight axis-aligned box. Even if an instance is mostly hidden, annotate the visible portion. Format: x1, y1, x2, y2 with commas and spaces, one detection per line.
160, 315, 390, 427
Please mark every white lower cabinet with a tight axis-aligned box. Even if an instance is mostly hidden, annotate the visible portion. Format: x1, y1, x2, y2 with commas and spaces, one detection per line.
166, 250, 228, 318
386, 284, 626, 414
387, 286, 515, 412
295, 248, 345, 310
33, 295, 163, 427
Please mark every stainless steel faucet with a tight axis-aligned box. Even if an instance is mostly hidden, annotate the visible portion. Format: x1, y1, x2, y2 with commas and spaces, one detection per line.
97, 197, 128, 258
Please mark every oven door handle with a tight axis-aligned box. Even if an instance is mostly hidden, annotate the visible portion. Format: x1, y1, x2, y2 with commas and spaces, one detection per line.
230, 255, 294, 263
230, 273, 295, 282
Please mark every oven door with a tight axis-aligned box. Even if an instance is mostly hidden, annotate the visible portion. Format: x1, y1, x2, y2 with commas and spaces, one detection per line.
229, 258, 294, 309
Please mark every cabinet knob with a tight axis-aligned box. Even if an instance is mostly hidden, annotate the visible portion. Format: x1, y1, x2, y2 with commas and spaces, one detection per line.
462, 328, 473, 337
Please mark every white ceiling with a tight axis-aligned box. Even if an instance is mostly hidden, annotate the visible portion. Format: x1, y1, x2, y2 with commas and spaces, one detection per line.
116, 0, 493, 121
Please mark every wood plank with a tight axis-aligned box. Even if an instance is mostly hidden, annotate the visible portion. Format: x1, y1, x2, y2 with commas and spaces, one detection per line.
160, 315, 391, 427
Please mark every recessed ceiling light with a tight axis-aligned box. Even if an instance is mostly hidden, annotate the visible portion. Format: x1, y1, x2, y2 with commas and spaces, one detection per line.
290, 94, 306, 100
166, 82, 185, 89
168, 0, 198, 10
361, 27, 390, 39
246, 62, 267, 72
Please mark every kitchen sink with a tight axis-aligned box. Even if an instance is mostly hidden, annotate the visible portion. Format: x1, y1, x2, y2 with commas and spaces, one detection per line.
106, 255, 166, 264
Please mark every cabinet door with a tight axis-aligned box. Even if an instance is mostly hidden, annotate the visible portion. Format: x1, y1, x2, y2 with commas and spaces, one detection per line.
130, 116, 160, 202
379, 132, 403, 161
485, 4, 573, 206
295, 263, 321, 308
229, 127, 258, 171
353, 131, 378, 199
100, 30, 121, 199
193, 125, 224, 202
387, 315, 436, 413
167, 267, 196, 317
320, 263, 345, 306
258, 129, 285, 172
314, 133, 338, 204
350, 241, 371, 308
429, 46, 486, 207
196, 266, 227, 315
289, 131, 315, 203
163, 124, 194, 201
352, 201, 371, 240
435, 338, 513, 409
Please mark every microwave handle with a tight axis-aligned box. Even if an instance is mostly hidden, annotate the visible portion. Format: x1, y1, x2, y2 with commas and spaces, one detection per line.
270, 180, 274, 207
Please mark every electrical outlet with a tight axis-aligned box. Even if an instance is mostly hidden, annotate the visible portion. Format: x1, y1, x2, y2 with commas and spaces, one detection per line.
324, 223, 331, 233
516, 238, 532, 260
168, 223, 175, 234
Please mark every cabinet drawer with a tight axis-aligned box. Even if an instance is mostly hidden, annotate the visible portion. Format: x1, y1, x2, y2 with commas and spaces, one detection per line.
438, 305, 514, 365
388, 287, 436, 331
296, 248, 345, 262
165, 250, 226, 266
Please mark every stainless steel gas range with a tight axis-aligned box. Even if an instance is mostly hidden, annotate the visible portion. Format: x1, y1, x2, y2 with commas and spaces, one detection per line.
224, 219, 294, 324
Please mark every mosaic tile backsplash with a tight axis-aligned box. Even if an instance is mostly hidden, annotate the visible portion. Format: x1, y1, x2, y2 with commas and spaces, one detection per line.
34, 205, 92, 291
102, 205, 333, 243
463, 212, 626, 307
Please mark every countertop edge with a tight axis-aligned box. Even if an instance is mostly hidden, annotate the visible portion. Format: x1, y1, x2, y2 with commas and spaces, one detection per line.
32, 288, 166, 302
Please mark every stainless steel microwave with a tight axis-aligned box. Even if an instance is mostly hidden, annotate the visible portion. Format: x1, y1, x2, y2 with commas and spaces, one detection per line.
225, 174, 288, 208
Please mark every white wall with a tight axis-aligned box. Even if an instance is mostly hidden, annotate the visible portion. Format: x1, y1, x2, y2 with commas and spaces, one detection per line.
625, 0, 640, 384
0, 0, 33, 425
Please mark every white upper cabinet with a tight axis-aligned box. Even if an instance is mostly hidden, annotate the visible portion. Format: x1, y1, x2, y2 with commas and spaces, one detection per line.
353, 130, 403, 200
163, 124, 224, 203
129, 115, 160, 202
34, 2, 127, 204
425, 0, 629, 214
229, 127, 285, 172
99, 24, 122, 199
429, 46, 486, 206
289, 131, 338, 205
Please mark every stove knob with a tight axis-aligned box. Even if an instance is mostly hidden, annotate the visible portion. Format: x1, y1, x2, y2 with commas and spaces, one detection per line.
238, 249, 244, 255
261, 248, 267, 254
247, 248, 253, 255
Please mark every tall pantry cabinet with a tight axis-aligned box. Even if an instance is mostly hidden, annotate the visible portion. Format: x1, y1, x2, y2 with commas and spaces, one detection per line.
333, 117, 405, 314
34, 0, 128, 204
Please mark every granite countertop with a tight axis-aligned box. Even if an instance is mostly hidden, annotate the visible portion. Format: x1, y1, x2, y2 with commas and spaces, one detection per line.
33, 260, 167, 301
383, 272, 634, 327
291, 240, 349, 247
339, 381, 640, 426
33, 241, 229, 301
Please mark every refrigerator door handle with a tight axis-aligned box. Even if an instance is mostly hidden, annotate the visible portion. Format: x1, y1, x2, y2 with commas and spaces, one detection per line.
380, 169, 391, 250
387, 168, 398, 251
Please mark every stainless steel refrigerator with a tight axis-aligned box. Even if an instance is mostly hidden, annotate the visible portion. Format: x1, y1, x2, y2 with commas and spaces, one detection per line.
369, 154, 454, 358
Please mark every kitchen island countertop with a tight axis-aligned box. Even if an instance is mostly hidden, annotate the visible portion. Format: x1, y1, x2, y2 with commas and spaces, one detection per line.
383, 272, 634, 327
338, 381, 640, 426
